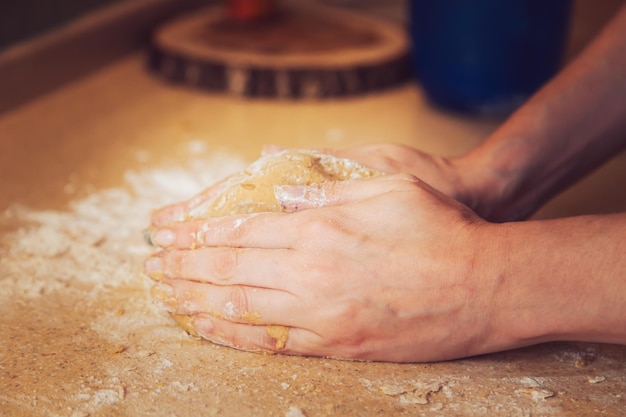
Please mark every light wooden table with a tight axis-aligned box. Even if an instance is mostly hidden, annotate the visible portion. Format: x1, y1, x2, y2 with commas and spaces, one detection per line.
1, 2, 625, 416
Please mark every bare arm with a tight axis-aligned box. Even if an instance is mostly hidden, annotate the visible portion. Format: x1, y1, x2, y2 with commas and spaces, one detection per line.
483, 213, 626, 353
335, 5, 626, 222
145, 176, 626, 361
456, 4, 626, 221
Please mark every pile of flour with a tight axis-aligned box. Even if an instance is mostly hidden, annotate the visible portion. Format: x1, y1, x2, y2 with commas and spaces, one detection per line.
0, 145, 246, 305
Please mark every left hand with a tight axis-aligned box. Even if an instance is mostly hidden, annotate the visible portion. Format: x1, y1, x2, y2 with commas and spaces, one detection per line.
144, 174, 501, 362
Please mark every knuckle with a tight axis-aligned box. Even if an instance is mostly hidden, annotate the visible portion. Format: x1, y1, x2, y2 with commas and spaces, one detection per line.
162, 251, 183, 279
260, 328, 286, 352
317, 302, 367, 349
334, 301, 363, 330
233, 327, 279, 353
302, 213, 346, 239
226, 217, 249, 243
192, 222, 210, 248
307, 260, 342, 292
212, 248, 239, 279
391, 173, 421, 189
199, 321, 283, 354
223, 285, 250, 319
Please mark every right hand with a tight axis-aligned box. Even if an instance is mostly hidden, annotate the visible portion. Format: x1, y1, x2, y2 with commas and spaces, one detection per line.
144, 173, 507, 362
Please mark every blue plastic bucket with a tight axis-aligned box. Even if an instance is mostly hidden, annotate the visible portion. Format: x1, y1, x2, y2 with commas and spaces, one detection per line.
410, 0, 572, 116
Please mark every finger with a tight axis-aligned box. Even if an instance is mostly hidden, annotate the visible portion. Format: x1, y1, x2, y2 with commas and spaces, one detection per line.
151, 280, 307, 328
150, 175, 233, 228
275, 173, 422, 212
190, 314, 325, 356
144, 247, 300, 290
148, 212, 301, 249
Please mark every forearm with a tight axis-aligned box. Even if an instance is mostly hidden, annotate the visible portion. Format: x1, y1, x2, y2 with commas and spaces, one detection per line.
457, 5, 626, 221
482, 212, 626, 352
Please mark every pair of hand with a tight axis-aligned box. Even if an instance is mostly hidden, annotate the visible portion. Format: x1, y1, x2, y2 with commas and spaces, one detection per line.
144, 144, 504, 362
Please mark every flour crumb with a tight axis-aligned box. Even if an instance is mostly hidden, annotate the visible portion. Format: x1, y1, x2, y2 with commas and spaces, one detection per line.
515, 388, 555, 401
171, 381, 199, 392
92, 388, 124, 406
380, 384, 408, 396
517, 377, 542, 388
285, 406, 307, 417
379, 381, 442, 405
156, 358, 173, 374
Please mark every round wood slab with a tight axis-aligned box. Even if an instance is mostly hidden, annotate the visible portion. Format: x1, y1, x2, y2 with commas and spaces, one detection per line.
148, 3, 413, 99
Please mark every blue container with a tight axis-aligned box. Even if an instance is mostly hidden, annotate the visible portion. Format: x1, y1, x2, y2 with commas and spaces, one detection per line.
410, 0, 572, 116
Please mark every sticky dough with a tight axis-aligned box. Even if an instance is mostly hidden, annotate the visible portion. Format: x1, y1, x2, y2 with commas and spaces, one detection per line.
171, 149, 379, 350
186, 149, 380, 219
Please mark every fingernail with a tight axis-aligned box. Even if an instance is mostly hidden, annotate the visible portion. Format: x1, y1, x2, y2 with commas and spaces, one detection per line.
151, 283, 177, 312
153, 228, 176, 247
144, 256, 164, 280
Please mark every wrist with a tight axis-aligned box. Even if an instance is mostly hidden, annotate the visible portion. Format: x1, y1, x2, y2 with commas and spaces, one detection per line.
449, 151, 518, 222
481, 215, 626, 350
451, 118, 555, 222
467, 220, 560, 354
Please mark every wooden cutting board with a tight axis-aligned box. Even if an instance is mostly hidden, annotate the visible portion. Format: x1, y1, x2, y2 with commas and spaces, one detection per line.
148, 2, 412, 98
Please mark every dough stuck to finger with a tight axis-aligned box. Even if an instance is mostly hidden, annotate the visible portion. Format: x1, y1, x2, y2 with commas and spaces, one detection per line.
155, 149, 379, 351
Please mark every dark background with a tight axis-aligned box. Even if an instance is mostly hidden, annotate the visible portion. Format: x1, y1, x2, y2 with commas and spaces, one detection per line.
0, 0, 122, 50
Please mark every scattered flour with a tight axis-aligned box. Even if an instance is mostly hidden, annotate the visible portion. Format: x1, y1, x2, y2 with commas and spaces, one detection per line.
1, 146, 621, 417
285, 406, 307, 417
0, 150, 246, 302
0, 148, 246, 416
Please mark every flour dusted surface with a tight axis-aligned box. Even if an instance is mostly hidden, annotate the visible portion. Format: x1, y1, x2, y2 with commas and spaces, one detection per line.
1, 147, 624, 417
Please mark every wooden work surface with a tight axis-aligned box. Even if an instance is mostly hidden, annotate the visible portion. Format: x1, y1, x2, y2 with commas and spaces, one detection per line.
1, 3, 626, 416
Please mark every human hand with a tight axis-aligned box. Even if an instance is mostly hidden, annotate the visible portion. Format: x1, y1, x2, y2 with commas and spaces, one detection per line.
144, 174, 505, 362
327, 143, 462, 195
315, 143, 531, 222
265, 143, 495, 220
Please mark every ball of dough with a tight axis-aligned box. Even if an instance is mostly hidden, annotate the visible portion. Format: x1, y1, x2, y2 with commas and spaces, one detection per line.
186, 149, 380, 219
